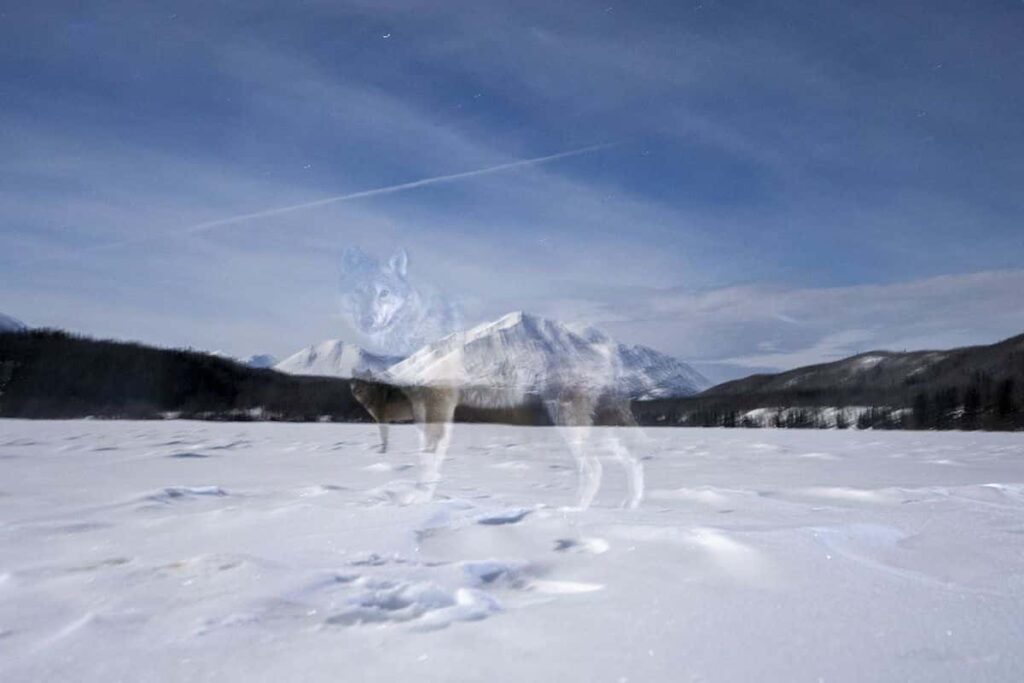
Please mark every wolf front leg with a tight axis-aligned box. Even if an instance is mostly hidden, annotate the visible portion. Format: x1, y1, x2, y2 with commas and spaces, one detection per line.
570, 425, 603, 510
408, 387, 458, 503
350, 379, 393, 453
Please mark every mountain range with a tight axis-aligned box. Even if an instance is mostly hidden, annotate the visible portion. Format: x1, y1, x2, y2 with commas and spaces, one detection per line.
702, 332, 1024, 402
275, 340, 403, 379
275, 312, 710, 400
633, 331, 1024, 430
2, 312, 1021, 429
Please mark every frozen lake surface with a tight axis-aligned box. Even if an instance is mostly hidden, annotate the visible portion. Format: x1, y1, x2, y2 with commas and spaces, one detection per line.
1, 419, 1023, 682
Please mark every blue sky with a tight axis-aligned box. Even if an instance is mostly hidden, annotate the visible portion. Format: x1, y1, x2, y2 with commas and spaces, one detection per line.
2, 0, 1023, 381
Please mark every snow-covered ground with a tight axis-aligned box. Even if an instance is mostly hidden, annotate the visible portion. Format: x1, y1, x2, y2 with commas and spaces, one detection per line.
2, 420, 1023, 682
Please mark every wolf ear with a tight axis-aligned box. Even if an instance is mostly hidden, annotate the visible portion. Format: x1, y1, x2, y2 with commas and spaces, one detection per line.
388, 249, 408, 277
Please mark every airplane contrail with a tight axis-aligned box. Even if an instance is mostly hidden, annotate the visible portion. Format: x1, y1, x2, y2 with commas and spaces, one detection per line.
1, 142, 619, 269
54, 141, 614, 260
181, 142, 616, 236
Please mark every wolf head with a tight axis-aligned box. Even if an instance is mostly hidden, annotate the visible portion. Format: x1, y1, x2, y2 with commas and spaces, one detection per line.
339, 248, 415, 336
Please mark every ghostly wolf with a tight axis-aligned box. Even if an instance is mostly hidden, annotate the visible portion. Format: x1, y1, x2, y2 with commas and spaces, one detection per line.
338, 248, 463, 356
349, 313, 646, 509
350, 376, 644, 510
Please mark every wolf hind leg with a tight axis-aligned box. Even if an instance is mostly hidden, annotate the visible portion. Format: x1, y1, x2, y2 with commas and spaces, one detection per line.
546, 392, 601, 510
574, 434, 603, 510
609, 437, 643, 509
599, 396, 644, 509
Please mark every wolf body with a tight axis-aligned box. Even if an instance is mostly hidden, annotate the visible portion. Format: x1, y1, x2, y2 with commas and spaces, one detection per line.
350, 378, 644, 509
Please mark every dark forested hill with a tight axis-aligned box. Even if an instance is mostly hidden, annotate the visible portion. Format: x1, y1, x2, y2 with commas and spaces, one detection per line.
0, 330, 371, 421
633, 332, 1024, 430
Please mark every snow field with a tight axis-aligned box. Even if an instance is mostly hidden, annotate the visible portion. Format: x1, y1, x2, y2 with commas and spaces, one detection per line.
1, 420, 1023, 682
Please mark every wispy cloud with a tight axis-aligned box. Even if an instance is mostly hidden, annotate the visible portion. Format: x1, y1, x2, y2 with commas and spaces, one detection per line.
584, 270, 1024, 380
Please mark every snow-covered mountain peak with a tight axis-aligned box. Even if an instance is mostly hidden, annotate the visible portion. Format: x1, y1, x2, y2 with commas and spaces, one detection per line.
492, 310, 526, 327
276, 313, 707, 398
275, 339, 402, 379
463, 311, 542, 341
386, 312, 708, 399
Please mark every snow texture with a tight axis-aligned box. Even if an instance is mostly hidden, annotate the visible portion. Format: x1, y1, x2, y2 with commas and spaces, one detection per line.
2, 420, 1023, 681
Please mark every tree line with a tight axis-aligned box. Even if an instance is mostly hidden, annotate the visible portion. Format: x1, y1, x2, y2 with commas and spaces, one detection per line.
0, 330, 371, 422
632, 369, 1023, 431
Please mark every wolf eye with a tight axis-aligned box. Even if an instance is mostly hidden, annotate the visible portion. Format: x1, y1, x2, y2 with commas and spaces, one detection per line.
379, 289, 389, 298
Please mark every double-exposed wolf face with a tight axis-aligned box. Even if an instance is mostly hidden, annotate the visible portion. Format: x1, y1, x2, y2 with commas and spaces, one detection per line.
338, 248, 462, 356
340, 248, 413, 335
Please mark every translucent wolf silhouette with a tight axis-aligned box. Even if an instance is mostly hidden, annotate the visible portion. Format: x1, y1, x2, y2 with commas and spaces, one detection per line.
350, 343, 645, 510
339, 248, 462, 356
